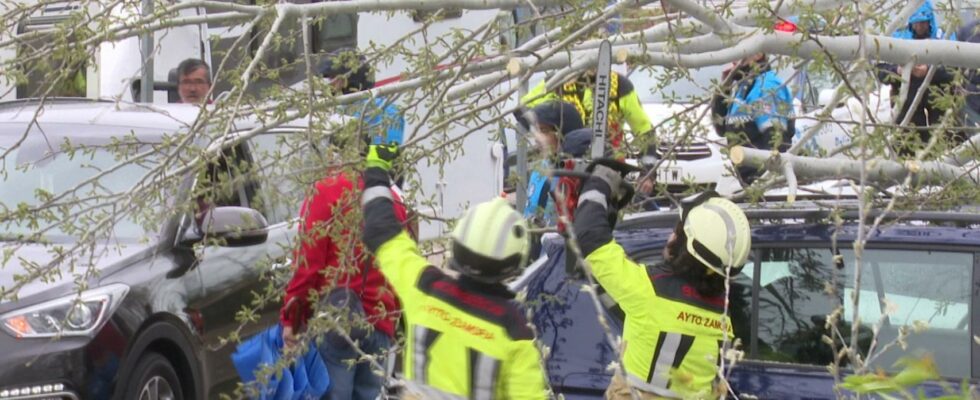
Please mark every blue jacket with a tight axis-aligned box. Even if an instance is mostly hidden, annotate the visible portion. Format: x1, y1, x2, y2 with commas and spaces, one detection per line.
232, 325, 330, 400
726, 69, 794, 149
352, 97, 405, 145
893, 1, 952, 40
525, 162, 557, 227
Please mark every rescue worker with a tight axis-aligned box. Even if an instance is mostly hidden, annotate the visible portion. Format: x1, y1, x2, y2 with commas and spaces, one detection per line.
957, 19, 980, 129
522, 100, 573, 225
573, 165, 752, 399
522, 70, 653, 154
319, 48, 404, 145
279, 143, 408, 400
281, 48, 408, 400
879, 0, 957, 154
711, 52, 794, 183
515, 100, 591, 258
360, 143, 548, 399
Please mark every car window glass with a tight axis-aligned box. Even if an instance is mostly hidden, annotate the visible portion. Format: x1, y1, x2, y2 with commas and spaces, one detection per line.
192, 144, 258, 232
0, 130, 165, 241
246, 132, 322, 225
752, 247, 972, 378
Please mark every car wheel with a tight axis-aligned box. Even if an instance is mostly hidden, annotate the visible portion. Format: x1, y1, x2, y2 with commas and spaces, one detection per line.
123, 352, 184, 400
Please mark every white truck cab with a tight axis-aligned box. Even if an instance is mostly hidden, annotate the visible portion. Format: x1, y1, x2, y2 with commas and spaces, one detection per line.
2, 0, 209, 103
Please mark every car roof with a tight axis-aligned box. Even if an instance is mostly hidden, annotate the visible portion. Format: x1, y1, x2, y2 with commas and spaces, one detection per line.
0, 99, 202, 131
610, 200, 980, 251
618, 200, 980, 230
0, 99, 330, 136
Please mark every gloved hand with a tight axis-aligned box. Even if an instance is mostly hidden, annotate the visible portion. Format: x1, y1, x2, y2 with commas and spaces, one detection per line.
589, 164, 634, 211
365, 143, 399, 171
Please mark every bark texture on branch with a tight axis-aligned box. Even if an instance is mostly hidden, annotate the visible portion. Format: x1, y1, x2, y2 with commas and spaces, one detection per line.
731, 145, 980, 187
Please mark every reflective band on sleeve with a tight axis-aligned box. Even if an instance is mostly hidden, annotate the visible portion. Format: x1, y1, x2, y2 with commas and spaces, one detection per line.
362, 186, 394, 206
413, 325, 440, 383
403, 382, 466, 400
577, 189, 608, 209
468, 349, 501, 400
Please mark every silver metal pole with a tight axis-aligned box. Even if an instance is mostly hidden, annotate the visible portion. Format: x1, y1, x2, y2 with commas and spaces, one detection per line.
515, 81, 529, 212
139, 0, 154, 103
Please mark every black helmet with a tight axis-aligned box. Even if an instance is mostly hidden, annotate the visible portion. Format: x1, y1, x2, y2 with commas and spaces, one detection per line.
514, 100, 585, 137
317, 48, 374, 93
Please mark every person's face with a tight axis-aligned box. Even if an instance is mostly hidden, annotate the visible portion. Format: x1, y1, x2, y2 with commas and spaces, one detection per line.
663, 231, 678, 261
329, 76, 347, 94
178, 67, 211, 104
741, 52, 765, 67
533, 124, 560, 154
912, 21, 931, 37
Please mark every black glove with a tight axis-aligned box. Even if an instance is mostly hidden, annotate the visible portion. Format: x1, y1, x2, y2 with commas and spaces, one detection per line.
589, 164, 635, 212
587, 158, 638, 207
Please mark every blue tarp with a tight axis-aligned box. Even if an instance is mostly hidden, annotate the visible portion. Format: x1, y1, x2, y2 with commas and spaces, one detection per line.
232, 324, 330, 400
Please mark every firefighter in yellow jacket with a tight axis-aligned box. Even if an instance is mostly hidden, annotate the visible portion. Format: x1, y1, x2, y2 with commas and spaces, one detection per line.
522, 71, 653, 154
572, 165, 752, 399
360, 144, 548, 399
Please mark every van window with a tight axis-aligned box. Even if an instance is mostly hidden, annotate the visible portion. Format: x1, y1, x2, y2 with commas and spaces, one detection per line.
411, 8, 462, 22
749, 247, 973, 378
313, 13, 358, 53
16, 15, 88, 98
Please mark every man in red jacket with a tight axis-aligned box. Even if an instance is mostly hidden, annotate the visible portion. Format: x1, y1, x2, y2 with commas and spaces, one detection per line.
280, 167, 408, 399
280, 49, 408, 399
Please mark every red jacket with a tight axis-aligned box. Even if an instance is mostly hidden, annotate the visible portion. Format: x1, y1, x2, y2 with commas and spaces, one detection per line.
280, 172, 408, 338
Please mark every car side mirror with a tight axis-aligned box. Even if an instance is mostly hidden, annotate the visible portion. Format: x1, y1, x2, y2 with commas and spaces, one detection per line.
183, 206, 269, 247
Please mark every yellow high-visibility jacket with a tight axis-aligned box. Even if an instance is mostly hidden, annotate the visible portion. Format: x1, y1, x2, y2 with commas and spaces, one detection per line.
361, 168, 548, 400
572, 175, 734, 399
522, 72, 653, 148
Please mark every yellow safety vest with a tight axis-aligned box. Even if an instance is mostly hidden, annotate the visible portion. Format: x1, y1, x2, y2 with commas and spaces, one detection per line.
586, 241, 733, 399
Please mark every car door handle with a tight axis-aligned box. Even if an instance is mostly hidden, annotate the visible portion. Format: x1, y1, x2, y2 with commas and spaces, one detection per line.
271, 257, 292, 270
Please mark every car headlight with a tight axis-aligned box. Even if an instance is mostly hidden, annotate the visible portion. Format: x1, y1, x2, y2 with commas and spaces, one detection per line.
0, 284, 129, 338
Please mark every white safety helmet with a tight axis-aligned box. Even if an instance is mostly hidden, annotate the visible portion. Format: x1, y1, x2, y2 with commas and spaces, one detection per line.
680, 192, 752, 276
449, 198, 531, 283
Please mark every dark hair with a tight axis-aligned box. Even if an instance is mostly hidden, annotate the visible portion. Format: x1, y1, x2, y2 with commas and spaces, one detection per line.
317, 48, 374, 93
177, 58, 211, 83
666, 221, 727, 298
516, 101, 585, 136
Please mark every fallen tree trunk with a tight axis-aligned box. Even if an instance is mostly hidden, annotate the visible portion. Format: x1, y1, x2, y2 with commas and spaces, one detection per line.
730, 146, 979, 188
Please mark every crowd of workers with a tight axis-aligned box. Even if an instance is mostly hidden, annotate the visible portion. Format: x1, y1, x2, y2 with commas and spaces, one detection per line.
184, 4, 977, 398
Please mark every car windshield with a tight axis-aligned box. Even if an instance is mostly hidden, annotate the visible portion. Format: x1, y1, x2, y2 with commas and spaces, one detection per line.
0, 123, 169, 242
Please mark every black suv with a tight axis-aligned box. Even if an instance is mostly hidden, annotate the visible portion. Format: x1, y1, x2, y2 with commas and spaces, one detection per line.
0, 101, 324, 399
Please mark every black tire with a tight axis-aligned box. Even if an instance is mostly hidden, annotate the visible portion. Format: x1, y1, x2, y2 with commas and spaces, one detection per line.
121, 352, 184, 400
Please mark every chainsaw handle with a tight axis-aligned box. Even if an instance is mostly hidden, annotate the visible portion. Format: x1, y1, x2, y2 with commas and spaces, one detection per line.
551, 170, 591, 179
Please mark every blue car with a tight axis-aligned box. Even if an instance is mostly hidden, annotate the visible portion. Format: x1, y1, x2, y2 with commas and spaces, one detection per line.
513, 202, 980, 399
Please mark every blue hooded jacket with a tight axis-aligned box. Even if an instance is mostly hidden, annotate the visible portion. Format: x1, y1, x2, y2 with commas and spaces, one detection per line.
726, 69, 794, 149
893, 1, 952, 40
